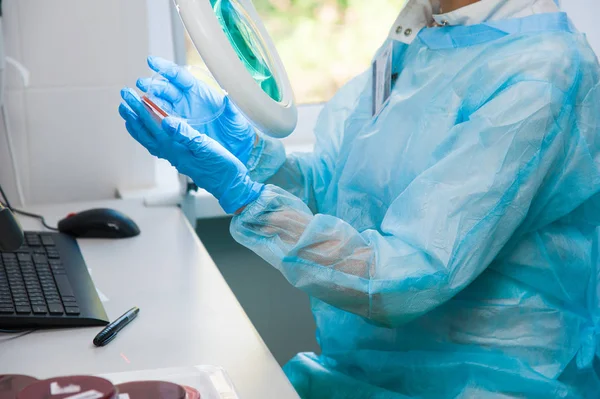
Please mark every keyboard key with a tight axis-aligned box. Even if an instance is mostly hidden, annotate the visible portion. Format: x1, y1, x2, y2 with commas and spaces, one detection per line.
54, 275, 75, 297
62, 296, 77, 303
0, 306, 14, 314
42, 287, 58, 294
17, 253, 32, 262
50, 265, 66, 274
33, 254, 48, 264
15, 305, 31, 314
65, 307, 80, 315
48, 303, 64, 315
32, 305, 48, 314
25, 235, 42, 246
41, 236, 55, 246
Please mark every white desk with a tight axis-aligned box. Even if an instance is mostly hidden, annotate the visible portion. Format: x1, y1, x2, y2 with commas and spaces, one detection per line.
0, 199, 299, 399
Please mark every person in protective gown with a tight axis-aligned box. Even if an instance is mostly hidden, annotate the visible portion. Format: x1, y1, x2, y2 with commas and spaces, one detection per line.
119, 0, 600, 397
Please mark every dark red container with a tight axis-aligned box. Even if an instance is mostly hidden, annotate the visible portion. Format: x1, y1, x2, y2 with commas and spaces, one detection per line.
0, 375, 39, 399
16, 376, 117, 399
116, 381, 188, 399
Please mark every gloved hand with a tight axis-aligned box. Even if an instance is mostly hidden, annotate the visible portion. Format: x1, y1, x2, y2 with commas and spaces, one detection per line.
119, 88, 263, 214
136, 56, 256, 164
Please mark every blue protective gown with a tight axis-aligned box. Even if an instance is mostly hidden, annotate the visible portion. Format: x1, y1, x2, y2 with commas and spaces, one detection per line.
231, 12, 600, 398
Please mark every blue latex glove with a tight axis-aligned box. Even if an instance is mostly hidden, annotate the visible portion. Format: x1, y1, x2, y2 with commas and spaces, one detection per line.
136, 56, 256, 164
119, 88, 263, 214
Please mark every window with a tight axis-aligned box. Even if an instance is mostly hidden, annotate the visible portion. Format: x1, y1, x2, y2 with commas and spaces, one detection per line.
184, 0, 401, 104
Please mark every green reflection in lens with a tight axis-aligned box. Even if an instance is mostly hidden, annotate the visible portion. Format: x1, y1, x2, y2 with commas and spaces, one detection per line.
212, 0, 281, 102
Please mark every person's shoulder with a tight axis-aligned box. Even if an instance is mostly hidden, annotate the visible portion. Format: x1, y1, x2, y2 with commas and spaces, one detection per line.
501, 30, 599, 93
530, 30, 597, 68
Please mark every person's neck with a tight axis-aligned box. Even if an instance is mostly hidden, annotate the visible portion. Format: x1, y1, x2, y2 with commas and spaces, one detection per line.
439, 0, 480, 13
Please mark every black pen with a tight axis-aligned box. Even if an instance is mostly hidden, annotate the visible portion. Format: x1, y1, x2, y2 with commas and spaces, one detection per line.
93, 307, 140, 347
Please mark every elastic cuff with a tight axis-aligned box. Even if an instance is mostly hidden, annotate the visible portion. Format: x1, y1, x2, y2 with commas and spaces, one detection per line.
219, 178, 264, 214
247, 132, 287, 183
233, 185, 268, 219
246, 132, 266, 171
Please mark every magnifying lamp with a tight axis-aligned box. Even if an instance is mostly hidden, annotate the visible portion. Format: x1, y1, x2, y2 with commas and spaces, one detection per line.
173, 0, 297, 138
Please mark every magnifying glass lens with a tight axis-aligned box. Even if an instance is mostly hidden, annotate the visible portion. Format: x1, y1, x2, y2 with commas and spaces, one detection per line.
212, 0, 282, 102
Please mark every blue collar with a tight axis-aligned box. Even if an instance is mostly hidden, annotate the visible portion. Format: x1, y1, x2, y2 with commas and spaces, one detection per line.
417, 12, 575, 50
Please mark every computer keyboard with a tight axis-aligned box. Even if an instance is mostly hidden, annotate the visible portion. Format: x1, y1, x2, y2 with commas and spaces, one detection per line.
0, 232, 109, 329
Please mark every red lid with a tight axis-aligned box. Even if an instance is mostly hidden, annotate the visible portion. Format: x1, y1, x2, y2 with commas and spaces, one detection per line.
17, 376, 117, 399
0, 375, 39, 399
116, 381, 187, 399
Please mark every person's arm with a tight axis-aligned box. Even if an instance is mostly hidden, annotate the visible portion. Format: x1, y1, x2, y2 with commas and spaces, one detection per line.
245, 73, 370, 213
245, 136, 334, 213
231, 78, 593, 327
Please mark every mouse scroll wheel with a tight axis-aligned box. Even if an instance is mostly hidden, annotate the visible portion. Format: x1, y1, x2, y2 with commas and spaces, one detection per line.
67, 213, 77, 218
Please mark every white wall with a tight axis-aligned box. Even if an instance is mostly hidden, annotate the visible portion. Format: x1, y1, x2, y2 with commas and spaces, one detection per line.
0, 0, 167, 206
562, 0, 600, 57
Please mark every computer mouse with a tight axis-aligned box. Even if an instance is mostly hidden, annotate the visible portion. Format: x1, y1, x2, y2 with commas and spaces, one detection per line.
57, 208, 140, 239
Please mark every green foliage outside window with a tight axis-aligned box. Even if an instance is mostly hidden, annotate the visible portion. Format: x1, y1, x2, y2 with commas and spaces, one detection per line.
186, 0, 403, 103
